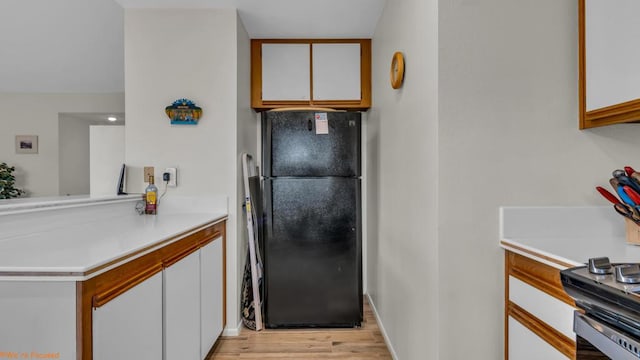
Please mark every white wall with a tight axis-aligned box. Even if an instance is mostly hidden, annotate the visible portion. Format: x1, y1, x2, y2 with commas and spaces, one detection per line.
124, 8, 243, 331
370, 0, 640, 359
0, 93, 124, 197
59, 116, 124, 196
59, 116, 91, 196
368, 0, 439, 359
438, 0, 640, 359
90, 125, 125, 196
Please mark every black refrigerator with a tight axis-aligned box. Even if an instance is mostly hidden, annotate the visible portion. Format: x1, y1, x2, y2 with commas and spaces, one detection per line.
261, 110, 362, 328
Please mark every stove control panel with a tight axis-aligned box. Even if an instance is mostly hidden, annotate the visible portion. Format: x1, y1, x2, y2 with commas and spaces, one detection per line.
589, 257, 613, 275
567, 260, 640, 295
617, 264, 640, 284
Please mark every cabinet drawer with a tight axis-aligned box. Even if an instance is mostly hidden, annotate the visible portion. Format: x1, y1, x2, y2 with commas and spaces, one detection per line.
509, 316, 571, 360
509, 275, 574, 339
507, 251, 574, 306
505, 251, 576, 360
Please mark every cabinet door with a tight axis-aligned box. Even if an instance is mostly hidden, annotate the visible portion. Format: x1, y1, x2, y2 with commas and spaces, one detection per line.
509, 316, 570, 360
164, 251, 200, 360
200, 238, 223, 358
509, 276, 574, 339
312, 43, 361, 101
0, 281, 76, 359
262, 43, 310, 101
93, 272, 163, 360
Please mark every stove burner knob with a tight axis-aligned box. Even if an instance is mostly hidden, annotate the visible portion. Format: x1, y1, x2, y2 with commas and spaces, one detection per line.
588, 257, 613, 274
615, 264, 640, 284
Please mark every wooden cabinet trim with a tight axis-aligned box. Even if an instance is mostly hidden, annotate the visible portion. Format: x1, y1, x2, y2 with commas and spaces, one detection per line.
221, 224, 227, 327
163, 243, 201, 268
504, 252, 510, 360
77, 281, 93, 360
501, 241, 576, 269
200, 234, 221, 247
92, 263, 163, 308
251, 39, 371, 111
77, 221, 226, 360
250, 39, 263, 109
578, 0, 586, 129
507, 251, 575, 307
508, 302, 576, 359
583, 99, 640, 128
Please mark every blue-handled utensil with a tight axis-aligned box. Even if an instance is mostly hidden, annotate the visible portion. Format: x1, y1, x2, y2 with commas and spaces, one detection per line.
617, 175, 640, 195
617, 185, 636, 206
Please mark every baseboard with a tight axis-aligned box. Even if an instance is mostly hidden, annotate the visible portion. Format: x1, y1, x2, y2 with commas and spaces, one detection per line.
367, 293, 399, 360
222, 320, 243, 336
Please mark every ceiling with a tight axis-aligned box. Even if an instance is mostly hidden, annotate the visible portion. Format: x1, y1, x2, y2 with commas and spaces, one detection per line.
0, 0, 385, 93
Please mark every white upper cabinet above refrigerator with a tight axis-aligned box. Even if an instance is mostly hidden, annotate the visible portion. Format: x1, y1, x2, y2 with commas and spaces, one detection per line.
261, 43, 311, 101
312, 43, 361, 101
251, 39, 371, 111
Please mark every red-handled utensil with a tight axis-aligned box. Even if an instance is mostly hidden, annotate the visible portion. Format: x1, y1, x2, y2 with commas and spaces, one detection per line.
596, 186, 621, 204
625, 166, 637, 177
624, 186, 640, 205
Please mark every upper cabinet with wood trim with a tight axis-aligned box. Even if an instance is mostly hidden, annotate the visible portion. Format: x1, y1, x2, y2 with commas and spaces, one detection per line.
251, 39, 371, 111
579, 0, 640, 129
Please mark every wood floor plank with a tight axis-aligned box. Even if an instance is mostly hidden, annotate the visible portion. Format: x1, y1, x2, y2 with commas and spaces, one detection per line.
209, 297, 392, 359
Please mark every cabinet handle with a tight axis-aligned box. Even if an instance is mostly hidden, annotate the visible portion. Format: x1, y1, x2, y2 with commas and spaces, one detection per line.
308, 119, 313, 131
92, 263, 163, 308
163, 243, 200, 268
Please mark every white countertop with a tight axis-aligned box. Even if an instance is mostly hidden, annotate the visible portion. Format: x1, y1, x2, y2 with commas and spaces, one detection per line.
500, 206, 640, 269
0, 195, 227, 280
0, 194, 141, 214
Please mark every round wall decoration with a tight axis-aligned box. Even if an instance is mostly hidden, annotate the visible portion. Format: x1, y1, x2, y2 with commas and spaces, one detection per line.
390, 52, 405, 89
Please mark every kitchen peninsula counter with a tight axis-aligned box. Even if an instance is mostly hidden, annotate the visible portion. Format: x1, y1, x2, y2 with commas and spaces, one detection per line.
0, 195, 227, 280
0, 195, 228, 360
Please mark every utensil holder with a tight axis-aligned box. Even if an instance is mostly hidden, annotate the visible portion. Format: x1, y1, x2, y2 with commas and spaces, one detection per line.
625, 218, 640, 245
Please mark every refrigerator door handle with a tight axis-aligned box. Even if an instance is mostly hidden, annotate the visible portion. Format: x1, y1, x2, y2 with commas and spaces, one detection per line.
307, 119, 313, 131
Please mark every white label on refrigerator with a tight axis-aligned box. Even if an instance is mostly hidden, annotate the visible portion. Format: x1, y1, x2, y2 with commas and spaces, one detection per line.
315, 113, 329, 134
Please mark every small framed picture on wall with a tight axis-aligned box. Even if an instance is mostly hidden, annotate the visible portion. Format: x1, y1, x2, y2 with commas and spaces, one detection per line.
15, 135, 38, 154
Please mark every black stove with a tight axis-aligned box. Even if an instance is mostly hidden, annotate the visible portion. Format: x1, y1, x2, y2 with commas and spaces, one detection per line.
561, 257, 640, 359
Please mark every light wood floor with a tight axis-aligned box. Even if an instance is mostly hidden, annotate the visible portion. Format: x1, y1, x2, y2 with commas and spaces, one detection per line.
208, 297, 393, 359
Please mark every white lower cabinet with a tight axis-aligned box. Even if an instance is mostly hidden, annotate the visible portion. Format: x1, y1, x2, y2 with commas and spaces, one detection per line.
504, 251, 576, 360
93, 272, 163, 360
200, 238, 223, 358
509, 316, 570, 360
164, 250, 201, 360
0, 281, 77, 359
509, 276, 575, 339
92, 236, 224, 360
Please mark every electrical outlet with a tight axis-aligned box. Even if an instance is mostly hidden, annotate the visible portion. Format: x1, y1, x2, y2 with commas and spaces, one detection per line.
165, 167, 177, 187
144, 167, 154, 183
